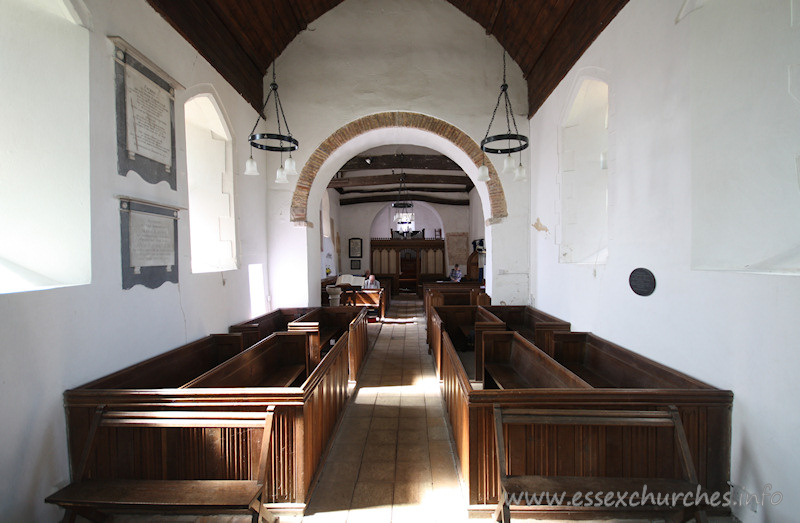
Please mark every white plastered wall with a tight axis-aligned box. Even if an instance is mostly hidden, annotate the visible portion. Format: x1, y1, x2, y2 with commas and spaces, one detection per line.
263, 0, 530, 308
0, 1, 269, 519
529, 1, 800, 521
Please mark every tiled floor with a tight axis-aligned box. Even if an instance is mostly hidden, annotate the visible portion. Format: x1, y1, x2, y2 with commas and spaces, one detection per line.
302, 296, 468, 523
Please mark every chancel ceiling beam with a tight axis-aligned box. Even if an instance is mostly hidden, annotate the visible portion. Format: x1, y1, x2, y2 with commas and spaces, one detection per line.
328, 173, 472, 189
338, 154, 464, 173
339, 194, 470, 206
338, 187, 469, 195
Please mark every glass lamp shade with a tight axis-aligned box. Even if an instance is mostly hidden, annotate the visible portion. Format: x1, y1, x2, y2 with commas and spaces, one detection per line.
514, 163, 527, 182
502, 154, 516, 177
476, 164, 490, 182
284, 156, 297, 177
244, 156, 259, 176
275, 166, 288, 184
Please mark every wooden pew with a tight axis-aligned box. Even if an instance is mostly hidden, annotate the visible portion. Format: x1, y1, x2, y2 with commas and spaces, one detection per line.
46, 407, 277, 523
493, 406, 708, 523
428, 305, 506, 380
423, 282, 485, 346
341, 288, 386, 320
550, 332, 711, 389
424, 289, 444, 347
288, 307, 363, 368
481, 331, 591, 389
185, 332, 308, 388
422, 281, 482, 309
49, 332, 354, 519
346, 307, 370, 383
438, 326, 733, 517
229, 307, 313, 348
79, 334, 246, 390
484, 305, 571, 355
469, 288, 491, 306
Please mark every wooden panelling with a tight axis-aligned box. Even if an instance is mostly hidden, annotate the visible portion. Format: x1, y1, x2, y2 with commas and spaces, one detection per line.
436, 314, 733, 513
53, 322, 355, 518
484, 305, 571, 357
80, 334, 245, 390
429, 305, 506, 381
229, 308, 313, 348
288, 306, 361, 367
346, 308, 370, 382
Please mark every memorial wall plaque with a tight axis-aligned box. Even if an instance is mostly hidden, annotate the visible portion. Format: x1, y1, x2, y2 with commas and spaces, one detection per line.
129, 211, 175, 269
125, 65, 172, 166
111, 37, 182, 190
120, 198, 179, 290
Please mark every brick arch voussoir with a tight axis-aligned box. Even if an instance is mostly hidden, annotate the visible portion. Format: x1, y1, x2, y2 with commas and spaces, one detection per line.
289, 111, 507, 223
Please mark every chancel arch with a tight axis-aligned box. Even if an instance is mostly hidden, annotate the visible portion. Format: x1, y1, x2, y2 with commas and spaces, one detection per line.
296, 112, 504, 303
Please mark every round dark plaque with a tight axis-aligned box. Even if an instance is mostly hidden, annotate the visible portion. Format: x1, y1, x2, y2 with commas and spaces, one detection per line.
629, 268, 656, 296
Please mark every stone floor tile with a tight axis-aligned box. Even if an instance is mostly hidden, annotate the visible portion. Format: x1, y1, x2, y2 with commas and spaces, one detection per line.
350, 481, 393, 509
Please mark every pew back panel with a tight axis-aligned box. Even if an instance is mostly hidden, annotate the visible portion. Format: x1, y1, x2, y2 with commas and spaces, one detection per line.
289, 307, 361, 368
484, 305, 571, 355
184, 332, 308, 388
552, 332, 712, 389
80, 334, 245, 390
428, 306, 505, 381
482, 331, 592, 389
229, 308, 312, 348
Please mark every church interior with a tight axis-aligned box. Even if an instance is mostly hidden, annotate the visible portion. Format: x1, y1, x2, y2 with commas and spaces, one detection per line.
1, 0, 799, 521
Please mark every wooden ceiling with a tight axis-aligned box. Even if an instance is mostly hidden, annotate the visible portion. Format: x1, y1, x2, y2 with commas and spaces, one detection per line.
147, 0, 629, 118
331, 150, 474, 207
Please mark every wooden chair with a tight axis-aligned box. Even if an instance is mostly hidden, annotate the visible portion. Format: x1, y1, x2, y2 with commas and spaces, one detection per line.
46, 406, 277, 523
492, 405, 709, 523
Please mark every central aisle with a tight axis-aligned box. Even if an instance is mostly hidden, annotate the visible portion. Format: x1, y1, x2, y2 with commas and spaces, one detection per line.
302, 296, 468, 523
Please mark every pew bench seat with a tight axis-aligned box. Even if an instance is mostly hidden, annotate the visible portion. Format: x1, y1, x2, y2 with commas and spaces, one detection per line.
260, 363, 305, 387
484, 363, 534, 389
320, 327, 340, 349
561, 363, 617, 388
46, 479, 260, 516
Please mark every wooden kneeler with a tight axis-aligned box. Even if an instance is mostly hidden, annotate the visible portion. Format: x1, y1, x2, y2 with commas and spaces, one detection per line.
492, 405, 709, 523
47, 405, 277, 523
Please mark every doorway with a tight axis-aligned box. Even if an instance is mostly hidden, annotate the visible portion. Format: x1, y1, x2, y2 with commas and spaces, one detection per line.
398, 248, 418, 293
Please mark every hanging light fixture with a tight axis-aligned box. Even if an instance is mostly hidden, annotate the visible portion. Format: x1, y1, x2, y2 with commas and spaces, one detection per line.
248, 63, 298, 183
477, 157, 490, 182
514, 150, 527, 182
244, 151, 259, 176
392, 171, 414, 232
480, 51, 529, 180
247, 4, 298, 182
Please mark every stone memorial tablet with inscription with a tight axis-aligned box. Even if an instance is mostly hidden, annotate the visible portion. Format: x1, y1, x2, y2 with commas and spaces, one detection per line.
125, 64, 172, 166
129, 211, 175, 269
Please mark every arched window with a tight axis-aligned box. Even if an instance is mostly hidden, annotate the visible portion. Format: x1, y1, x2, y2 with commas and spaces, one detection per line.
558, 77, 610, 264
184, 94, 237, 273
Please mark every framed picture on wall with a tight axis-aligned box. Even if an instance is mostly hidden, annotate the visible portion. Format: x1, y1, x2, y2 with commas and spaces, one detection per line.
348, 237, 362, 258
351, 259, 361, 270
